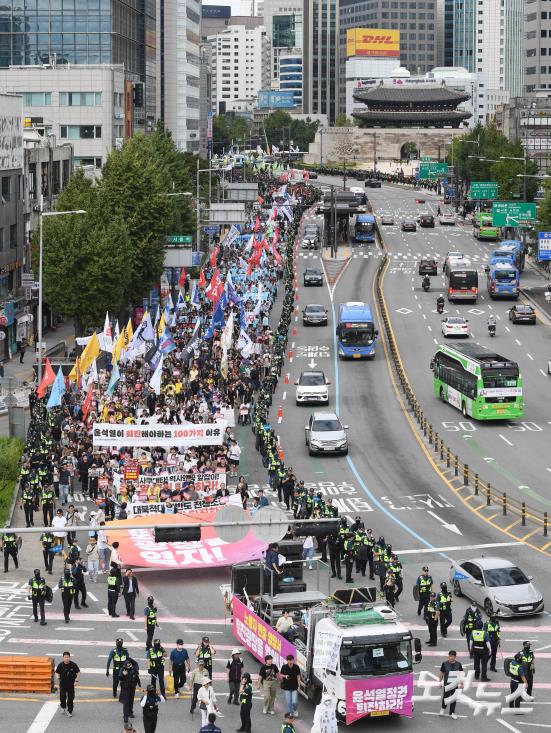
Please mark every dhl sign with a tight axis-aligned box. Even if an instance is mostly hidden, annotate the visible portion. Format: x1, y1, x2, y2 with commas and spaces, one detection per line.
346, 28, 400, 58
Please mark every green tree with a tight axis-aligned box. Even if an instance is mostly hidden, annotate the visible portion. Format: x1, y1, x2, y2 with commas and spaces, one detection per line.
213, 115, 231, 154
40, 169, 132, 335
264, 111, 319, 154
537, 180, 551, 231
335, 113, 354, 127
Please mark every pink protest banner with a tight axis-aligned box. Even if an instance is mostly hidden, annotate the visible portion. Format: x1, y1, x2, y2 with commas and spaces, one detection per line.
232, 596, 296, 670
345, 673, 414, 724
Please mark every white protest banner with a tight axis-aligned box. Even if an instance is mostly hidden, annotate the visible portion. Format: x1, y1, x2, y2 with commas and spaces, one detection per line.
92, 422, 227, 448
313, 629, 341, 673
128, 497, 226, 516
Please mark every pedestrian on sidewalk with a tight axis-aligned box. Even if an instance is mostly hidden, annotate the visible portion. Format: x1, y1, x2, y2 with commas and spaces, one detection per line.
18, 338, 26, 364
190, 660, 207, 714
56, 651, 80, 718
85, 536, 99, 582
123, 568, 139, 619
197, 676, 218, 728
52, 508, 67, 549
280, 654, 300, 718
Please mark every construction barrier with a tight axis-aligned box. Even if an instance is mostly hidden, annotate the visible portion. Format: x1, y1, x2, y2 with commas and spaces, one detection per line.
0, 656, 54, 692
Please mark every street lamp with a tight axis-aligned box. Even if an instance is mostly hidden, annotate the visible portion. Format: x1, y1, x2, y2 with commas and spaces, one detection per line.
37, 200, 86, 383
500, 154, 528, 201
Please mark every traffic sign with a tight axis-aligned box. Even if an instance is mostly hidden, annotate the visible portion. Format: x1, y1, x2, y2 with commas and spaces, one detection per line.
165, 234, 193, 245
491, 202, 537, 227
420, 156, 433, 162
538, 231, 551, 261
470, 181, 499, 200
203, 225, 219, 236
419, 162, 449, 179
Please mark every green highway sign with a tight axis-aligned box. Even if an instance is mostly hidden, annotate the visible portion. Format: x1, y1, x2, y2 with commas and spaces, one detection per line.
420, 156, 433, 162
491, 202, 537, 227
166, 234, 193, 245
419, 162, 449, 179
470, 181, 499, 200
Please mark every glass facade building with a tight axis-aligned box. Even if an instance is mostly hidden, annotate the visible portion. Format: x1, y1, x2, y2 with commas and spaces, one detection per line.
279, 51, 302, 108
303, 0, 339, 123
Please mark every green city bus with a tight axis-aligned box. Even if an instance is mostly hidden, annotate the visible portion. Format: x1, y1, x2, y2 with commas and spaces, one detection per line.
430, 343, 523, 420
473, 212, 500, 241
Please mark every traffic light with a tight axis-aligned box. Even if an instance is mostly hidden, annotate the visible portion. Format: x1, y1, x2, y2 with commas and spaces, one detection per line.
154, 526, 200, 543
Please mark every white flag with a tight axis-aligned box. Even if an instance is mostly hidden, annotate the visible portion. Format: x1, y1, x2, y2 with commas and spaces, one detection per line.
149, 353, 164, 395
237, 328, 253, 358
102, 312, 113, 353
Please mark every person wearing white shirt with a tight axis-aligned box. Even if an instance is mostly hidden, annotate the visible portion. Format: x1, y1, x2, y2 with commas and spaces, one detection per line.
51, 509, 67, 548
197, 676, 218, 727
302, 536, 314, 570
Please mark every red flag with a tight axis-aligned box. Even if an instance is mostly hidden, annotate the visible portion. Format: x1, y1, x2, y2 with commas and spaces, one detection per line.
82, 384, 94, 420
257, 195, 264, 205
272, 241, 282, 265
37, 358, 56, 398
199, 269, 206, 288
210, 246, 219, 268
273, 227, 279, 244
253, 216, 261, 233
178, 267, 187, 288
205, 268, 224, 304
303, 170, 310, 180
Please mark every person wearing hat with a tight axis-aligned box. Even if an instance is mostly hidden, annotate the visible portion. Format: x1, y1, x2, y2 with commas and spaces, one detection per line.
282, 711, 296, 733
190, 659, 207, 714
119, 658, 141, 724
121, 722, 138, 733
197, 674, 218, 727
140, 683, 165, 733
169, 638, 190, 698
424, 593, 440, 647
415, 566, 433, 617
196, 636, 216, 679
227, 648, 244, 704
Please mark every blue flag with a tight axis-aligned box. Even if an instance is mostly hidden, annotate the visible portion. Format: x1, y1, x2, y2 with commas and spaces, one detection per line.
226, 273, 241, 305
452, 570, 470, 581
204, 300, 226, 339
159, 326, 177, 354
47, 367, 66, 409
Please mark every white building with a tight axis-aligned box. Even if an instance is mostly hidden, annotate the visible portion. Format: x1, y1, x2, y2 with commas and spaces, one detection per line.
0, 65, 127, 172
159, 0, 201, 152
208, 25, 271, 114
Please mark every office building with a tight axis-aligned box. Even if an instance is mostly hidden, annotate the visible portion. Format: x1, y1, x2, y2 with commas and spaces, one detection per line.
443, 0, 454, 66
158, 0, 201, 151
279, 50, 303, 109
495, 96, 551, 174
0, 65, 128, 171
263, 0, 302, 90
524, 1, 551, 93
208, 25, 270, 114
453, 0, 523, 116
302, 0, 340, 124
199, 43, 213, 158
0, 0, 156, 130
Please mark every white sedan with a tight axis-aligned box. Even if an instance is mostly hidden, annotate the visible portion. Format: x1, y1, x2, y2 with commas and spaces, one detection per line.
441, 316, 469, 338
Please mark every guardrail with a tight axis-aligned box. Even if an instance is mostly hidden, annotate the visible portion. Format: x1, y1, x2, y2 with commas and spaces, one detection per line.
374, 226, 549, 540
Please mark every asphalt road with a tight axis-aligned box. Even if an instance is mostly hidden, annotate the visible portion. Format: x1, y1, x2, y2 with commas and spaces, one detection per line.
3, 185, 551, 733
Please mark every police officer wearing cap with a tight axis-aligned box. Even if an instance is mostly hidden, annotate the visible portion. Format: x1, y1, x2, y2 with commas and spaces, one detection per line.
507, 653, 528, 709
471, 620, 491, 681
463, 602, 481, 658
140, 683, 165, 733
40, 530, 56, 575
147, 638, 167, 697
416, 566, 433, 616
28, 568, 47, 625
196, 636, 216, 679
519, 641, 535, 696
119, 658, 141, 724
1, 525, 19, 572
107, 637, 130, 698
343, 531, 356, 584
484, 613, 501, 672
437, 582, 452, 637
424, 593, 439, 646
144, 595, 158, 651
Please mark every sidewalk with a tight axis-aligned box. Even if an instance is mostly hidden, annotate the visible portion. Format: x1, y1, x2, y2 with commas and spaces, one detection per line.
1, 319, 76, 385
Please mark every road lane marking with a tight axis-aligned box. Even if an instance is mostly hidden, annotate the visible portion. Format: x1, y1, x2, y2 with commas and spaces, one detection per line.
541, 370, 547, 377
27, 701, 59, 733
527, 353, 534, 360
395, 541, 520, 555
499, 434, 514, 446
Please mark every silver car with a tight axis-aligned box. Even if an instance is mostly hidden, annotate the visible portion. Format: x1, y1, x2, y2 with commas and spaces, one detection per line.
305, 411, 348, 455
449, 556, 544, 617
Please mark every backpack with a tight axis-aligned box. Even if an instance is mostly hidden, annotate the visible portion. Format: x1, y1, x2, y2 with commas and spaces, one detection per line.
503, 658, 514, 678
44, 585, 53, 603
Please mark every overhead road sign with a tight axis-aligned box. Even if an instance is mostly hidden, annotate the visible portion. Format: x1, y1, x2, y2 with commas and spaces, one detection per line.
469, 181, 499, 200
166, 234, 193, 245
491, 202, 537, 227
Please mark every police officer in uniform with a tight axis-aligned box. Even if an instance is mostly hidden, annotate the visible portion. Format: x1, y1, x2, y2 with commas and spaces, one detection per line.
144, 596, 158, 651
196, 636, 216, 679
390, 555, 403, 602
140, 683, 165, 733
107, 637, 129, 698
59, 568, 76, 623
415, 566, 433, 616
237, 672, 253, 732
437, 582, 452, 637
28, 568, 47, 625
424, 593, 439, 646
282, 712, 296, 733
507, 653, 528, 709
471, 620, 491, 681
1, 526, 19, 573
463, 603, 481, 657
107, 567, 121, 617
40, 530, 55, 574
41, 485, 55, 526
519, 641, 535, 696
119, 658, 141, 725
343, 532, 356, 584
147, 639, 167, 697
328, 531, 342, 579
484, 613, 501, 672
21, 485, 35, 527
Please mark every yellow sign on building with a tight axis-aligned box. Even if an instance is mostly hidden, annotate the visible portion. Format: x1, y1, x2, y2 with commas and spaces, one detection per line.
346, 28, 400, 58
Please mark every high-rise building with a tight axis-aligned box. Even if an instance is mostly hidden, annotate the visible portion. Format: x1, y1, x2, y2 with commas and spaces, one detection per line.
453, 0, 523, 115
302, 0, 340, 124
208, 25, 270, 114
443, 0, 454, 66
279, 50, 303, 110
158, 0, 201, 151
263, 0, 302, 90
524, 1, 551, 93
0, 0, 156, 129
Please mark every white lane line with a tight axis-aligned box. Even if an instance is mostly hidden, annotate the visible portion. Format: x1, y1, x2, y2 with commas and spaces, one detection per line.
515, 339, 521, 345
27, 701, 59, 733
499, 434, 514, 447
506, 325, 511, 332
396, 541, 520, 555
496, 313, 501, 320
541, 369, 547, 377
422, 314, 427, 320
527, 353, 534, 361
514, 725, 551, 729
291, 342, 295, 348
427, 325, 432, 332
433, 338, 438, 344
282, 391, 287, 401
55, 627, 94, 631
86, 592, 98, 602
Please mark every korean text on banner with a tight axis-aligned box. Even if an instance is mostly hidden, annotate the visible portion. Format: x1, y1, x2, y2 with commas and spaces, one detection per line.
128, 498, 224, 516
232, 597, 296, 670
345, 674, 414, 724
313, 629, 341, 673
136, 471, 226, 493
92, 422, 227, 448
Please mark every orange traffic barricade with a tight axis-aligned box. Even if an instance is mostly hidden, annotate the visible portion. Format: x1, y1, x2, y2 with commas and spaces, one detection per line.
0, 656, 54, 692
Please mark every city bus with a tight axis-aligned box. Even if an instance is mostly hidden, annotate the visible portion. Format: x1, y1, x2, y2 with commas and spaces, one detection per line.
486, 260, 520, 299
336, 302, 378, 359
446, 263, 479, 302
492, 240, 525, 272
473, 212, 500, 241
431, 343, 523, 420
354, 214, 376, 243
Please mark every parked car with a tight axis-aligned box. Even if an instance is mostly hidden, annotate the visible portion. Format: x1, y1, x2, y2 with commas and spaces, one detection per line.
304, 268, 324, 286
305, 411, 348, 455
418, 258, 438, 276
509, 304, 536, 324
365, 179, 381, 188
380, 215, 395, 225
295, 371, 330, 405
402, 219, 417, 232
441, 316, 469, 338
449, 556, 544, 617
302, 303, 328, 326
418, 213, 435, 228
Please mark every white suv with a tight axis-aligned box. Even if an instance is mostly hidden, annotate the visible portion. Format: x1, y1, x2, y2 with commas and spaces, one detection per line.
305, 411, 348, 455
295, 371, 330, 405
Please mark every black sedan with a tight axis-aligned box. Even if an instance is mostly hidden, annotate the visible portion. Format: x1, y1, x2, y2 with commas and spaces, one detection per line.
419, 213, 435, 227
418, 258, 438, 276
402, 219, 417, 232
509, 304, 536, 324
365, 179, 381, 188
303, 303, 328, 326
304, 268, 324, 286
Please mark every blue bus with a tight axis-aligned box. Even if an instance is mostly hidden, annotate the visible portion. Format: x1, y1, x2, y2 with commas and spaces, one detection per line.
486, 260, 520, 299
336, 302, 378, 359
491, 240, 525, 272
354, 214, 376, 243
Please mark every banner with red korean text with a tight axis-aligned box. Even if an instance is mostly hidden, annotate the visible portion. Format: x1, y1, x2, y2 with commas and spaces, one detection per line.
107, 504, 266, 569
92, 422, 227, 448
232, 596, 296, 670
136, 471, 226, 493
345, 673, 414, 724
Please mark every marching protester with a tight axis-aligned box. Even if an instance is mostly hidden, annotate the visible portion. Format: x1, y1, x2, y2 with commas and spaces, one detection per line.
56, 651, 80, 718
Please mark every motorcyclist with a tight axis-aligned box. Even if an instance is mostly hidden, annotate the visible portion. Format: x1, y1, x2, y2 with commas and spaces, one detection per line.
436, 295, 445, 311
487, 314, 496, 333
422, 274, 430, 290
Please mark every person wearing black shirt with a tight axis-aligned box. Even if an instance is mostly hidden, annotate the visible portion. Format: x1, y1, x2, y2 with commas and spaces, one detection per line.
199, 712, 222, 733
280, 654, 300, 718
258, 654, 279, 714
56, 651, 80, 717
439, 650, 463, 718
